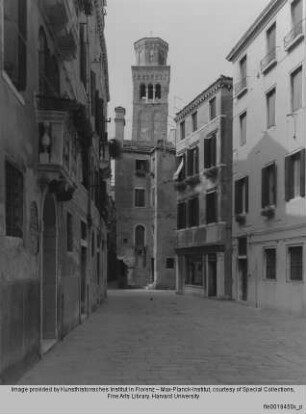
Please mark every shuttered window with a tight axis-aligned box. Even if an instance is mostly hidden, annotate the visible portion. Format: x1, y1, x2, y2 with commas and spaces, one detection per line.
135, 189, 145, 207
235, 176, 249, 215
291, 66, 302, 112
204, 134, 216, 168
266, 88, 276, 128
5, 161, 23, 237
262, 163, 277, 207
289, 246, 303, 281
4, 0, 27, 91
285, 149, 305, 201
187, 147, 199, 176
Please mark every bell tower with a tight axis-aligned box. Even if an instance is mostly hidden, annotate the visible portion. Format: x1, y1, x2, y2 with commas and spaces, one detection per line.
131, 37, 170, 143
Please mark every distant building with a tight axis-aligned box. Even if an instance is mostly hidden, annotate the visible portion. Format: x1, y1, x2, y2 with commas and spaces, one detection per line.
114, 37, 176, 289
0, 0, 110, 382
174, 76, 233, 298
227, 0, 306, 314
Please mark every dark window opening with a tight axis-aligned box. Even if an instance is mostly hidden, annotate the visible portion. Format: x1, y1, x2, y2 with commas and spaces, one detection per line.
235, 176, 249, 215
81, 220, 87, 240
4, 0, 27, 91
5, 161, 23, 237
80, 23, 87, 88
265, 248, 276, 280
187, 147, 199, 176
238, 237, 247, 257
135, 225, 145, 248
239, 111, 247, 145
289, 246, 303, 281
166, 258, 175, 269
90, 71, 96, 116
188, 197, 199, 227
148, 83, 153, 100
155, 84, 161, 99
206, 191, 217, 224
180, 120, 185, 140
135, 189, 145, 207
140, 83, 146, 99
176, 154, 186, 182
177, 202, 187, 229
185, 256, 203, 286
135, 159, 149, 174
204, 134, 216, 169
192, 111, 198, 131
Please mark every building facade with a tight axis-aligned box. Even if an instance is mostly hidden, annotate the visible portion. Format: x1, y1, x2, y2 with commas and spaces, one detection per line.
174, 76, 233, 298
0, 0, 110, 382
227, 0, 306, 314
114, 37, 176, 289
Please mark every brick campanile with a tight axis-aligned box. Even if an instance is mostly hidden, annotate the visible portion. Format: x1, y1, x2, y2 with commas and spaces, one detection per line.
131, 37, 170, 143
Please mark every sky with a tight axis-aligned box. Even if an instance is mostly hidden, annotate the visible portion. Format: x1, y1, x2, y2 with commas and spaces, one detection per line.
105, 0, 270, 140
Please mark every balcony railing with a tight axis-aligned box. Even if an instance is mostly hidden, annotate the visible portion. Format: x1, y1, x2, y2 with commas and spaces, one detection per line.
260, 48, 277, 73
234, 77, 247, 98
284, 20, 304, 50
36, 95, 78, 112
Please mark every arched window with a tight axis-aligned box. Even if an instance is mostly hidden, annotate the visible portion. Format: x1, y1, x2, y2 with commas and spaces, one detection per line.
148, 84, 153, 100
39, 27, 49, 95
140, 83, 146, 99
135, 225, 145, 248
155, 84, 161, 99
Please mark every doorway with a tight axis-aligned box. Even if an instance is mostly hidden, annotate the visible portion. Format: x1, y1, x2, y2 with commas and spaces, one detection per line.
238, 259, 248, 301
208, 254, 217, 297
42, 193, 57, 348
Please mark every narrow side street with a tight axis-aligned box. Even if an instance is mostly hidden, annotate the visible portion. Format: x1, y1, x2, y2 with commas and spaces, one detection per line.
18, 291, 306, 385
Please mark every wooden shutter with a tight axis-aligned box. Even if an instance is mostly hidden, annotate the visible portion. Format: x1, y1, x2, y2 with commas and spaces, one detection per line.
204, 139, 210, 168
194, 147, 199, 174
245, 176, 249, 213
300, 149, 305, 197
285, 156, 292, 201
211, 134, 217, 166
272, 163, 277, 205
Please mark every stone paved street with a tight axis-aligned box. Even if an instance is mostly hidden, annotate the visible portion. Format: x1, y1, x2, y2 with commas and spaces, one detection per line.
18, 290, 306, 385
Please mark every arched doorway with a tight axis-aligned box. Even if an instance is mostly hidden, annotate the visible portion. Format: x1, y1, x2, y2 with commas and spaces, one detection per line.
42, 193, 57, 343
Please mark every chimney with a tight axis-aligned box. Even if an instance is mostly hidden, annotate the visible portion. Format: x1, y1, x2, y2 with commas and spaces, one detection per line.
114, 106, 126, 143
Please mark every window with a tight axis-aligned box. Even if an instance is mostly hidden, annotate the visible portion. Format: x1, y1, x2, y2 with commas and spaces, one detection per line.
38, 27, 49, 95
177, 202, 187, 229
265, 248, 276, 280
155, 84, 161, 99
192, 111, 198, 132
204, 134, 216, 168
180, 120, 185, 140
262, 163, 277, 207
239, 111, 247, 146
90, 71, 96, 116
135, 225, 145, 247
5, 161, 23, 237
235, 176, 249, 215
291, 0, 303, 31
135, 189, 145, 207
135, 159, 149, 174
175, 154, 186, 182
285, 150, 305, 200
238, 237, 247, 257
67, 213, 73, 251
187, 147, 199, 176
4, 0, 27, 91
240, 55, 247, 88
188, 197, 199, 227
206, 191, 217, 224
209, 97, 217, 120
291, 66, 303, 112
140, 84, 146, 99
266, 88, 276, 128
267, 24, 276, 57
288, 246, 303, 281
166, 258, 175, 269
81, 220, 87, 240
148, 84, 153, 100
185, 256, 203, 286
80, 23, 87, 88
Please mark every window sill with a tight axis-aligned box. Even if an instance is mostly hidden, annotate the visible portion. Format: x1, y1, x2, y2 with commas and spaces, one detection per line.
284, 33, 304, 52
261, 58, 277, 75
2, 71, 25, 105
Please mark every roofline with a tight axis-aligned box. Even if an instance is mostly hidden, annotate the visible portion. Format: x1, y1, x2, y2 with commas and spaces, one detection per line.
226, 0, 286, 62
174, 75, 233, 122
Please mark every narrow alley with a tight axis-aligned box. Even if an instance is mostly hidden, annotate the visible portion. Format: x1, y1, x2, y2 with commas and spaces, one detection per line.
18, 290, 306, 385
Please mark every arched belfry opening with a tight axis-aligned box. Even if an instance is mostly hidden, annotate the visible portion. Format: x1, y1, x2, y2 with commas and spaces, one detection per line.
42, 193, 57, 344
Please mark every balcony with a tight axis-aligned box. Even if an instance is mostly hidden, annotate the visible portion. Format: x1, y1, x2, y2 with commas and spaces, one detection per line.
234, 77, 247, 99
176, 223, 226, 250
260, 48, 277, 74
42, 0, 78, 60
284, 20, 304, 51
